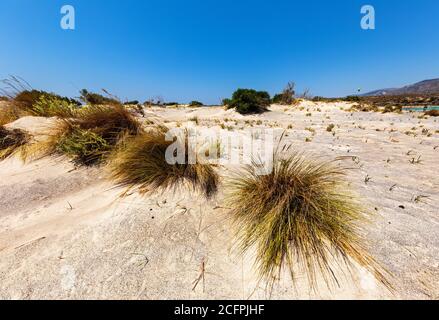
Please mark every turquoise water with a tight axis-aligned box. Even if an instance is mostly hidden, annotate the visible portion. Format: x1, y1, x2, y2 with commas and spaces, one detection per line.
403, 106, 439, 112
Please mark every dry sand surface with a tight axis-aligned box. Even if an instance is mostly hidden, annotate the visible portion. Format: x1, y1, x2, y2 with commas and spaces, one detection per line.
0, 101, 438, 299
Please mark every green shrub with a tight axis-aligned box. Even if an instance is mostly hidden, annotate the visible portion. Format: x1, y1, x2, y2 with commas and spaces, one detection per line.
222, 98, 232, 107
226, 89, 271, 114
344, 96, 362, 102
189, 101, 203, 107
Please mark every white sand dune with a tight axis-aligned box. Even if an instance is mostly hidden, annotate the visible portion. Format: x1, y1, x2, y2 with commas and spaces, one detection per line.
0, 102, 438, 300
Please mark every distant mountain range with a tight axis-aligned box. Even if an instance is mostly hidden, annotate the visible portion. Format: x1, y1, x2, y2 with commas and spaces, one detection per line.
363, 79, 439, 96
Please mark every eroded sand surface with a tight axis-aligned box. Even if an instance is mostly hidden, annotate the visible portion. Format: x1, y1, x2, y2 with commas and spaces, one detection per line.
0, 102, 438, 299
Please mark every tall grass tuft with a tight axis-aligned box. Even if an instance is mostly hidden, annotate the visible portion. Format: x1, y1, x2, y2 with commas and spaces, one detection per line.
30, 104, 142, 165
226, 148, 391, 291
108, 127, 219, 199
0, 126, 30, 160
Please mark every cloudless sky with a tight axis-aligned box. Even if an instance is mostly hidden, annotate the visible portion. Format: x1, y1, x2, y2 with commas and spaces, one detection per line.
0, 0, 438, 104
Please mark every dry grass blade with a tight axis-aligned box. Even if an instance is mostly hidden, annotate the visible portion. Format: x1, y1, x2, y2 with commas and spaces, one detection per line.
226, 150, 391, 291
107, 127, 219, 199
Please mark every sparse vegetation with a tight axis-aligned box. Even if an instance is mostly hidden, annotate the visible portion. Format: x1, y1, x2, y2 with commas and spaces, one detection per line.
0, 126, 29, 160
108, 127, 219, 199
326, 124, 335, 132
272, 82, 297, 105
189, 101, 204, 107
425, 110, 439, 117
226, 149, 390, 289
80, 89, 120, 105
33, 104, 142, 165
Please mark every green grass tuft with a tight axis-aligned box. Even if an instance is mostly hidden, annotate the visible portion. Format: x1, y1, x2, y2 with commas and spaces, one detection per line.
108, 127, 219, 199
29, 104, 142, 165
226, 149, 391, 291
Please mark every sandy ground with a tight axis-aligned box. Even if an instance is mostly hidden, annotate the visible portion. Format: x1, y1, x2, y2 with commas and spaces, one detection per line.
0, 101, 438, 300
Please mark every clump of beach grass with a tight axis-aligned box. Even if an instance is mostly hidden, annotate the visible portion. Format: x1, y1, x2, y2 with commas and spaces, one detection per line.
107, 127, 219, 199
1, 76, 81, 120
225, 146, 391, 291
0, 103, 23, 126
30, 104, 142, 165
0, 126, 30, 160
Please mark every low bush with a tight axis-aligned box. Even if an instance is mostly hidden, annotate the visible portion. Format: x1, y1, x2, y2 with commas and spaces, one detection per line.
124, 100, 140, 106
189, 101, 203, 107
343, 96, 362, 103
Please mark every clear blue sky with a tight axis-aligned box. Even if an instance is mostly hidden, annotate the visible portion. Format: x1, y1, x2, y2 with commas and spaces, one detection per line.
1, 0, 438, 104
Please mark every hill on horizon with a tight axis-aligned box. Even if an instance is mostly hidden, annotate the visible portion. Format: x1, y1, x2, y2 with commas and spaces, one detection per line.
363, 79, 439, 96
